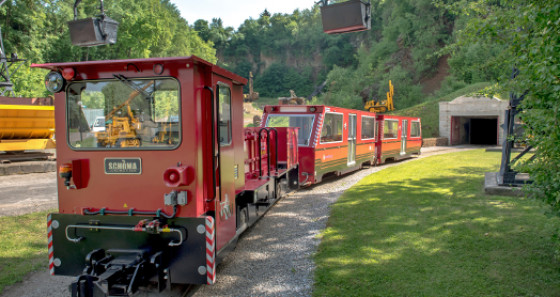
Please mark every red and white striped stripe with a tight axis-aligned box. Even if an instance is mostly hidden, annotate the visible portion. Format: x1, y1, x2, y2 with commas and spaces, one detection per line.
47, 214, 54, 275
313, 113, 324, 147
205, 216, 216, 284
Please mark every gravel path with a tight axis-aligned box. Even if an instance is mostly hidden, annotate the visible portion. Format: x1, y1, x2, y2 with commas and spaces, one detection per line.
193, 146, 478, 297
0, 146, 478, 297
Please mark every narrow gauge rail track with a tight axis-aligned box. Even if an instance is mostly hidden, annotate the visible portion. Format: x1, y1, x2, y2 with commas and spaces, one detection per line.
0, 151, 53, 163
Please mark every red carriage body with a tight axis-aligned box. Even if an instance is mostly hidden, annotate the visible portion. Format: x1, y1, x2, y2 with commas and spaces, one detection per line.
261, 105, 380, 185
376, 114, 422, 164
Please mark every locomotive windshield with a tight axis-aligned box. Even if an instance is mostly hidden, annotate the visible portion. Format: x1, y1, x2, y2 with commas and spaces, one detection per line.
66, 77, 180, 150
265, 114, 315, 146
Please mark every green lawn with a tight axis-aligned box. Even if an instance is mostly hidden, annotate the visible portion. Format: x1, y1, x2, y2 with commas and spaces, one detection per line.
314, 150, 560, 296
0, 210, 52, 293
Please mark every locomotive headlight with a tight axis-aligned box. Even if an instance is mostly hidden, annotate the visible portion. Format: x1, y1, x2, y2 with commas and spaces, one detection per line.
45, 71, 65, 93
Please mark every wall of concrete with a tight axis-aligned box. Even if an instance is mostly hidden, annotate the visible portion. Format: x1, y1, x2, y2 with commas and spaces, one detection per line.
439, 96, 509, 145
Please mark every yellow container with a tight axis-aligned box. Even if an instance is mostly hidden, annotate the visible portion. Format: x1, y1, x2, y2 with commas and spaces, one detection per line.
0, 104, 55, 151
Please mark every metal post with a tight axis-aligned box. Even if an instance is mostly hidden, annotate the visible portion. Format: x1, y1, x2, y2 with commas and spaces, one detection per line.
497, 68, 530, 186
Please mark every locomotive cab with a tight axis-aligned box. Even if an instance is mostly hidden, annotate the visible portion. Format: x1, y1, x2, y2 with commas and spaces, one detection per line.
33, 56, 251, 295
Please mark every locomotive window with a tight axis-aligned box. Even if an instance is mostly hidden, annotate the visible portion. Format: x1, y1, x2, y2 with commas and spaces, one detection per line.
266, 114, 315, 146
66, 77, 181, 150
361, 116, 376, 140
320, 113, 343, 143
383, 120, 399, 139
410, 121, 421, 137
218, 85, 232, 146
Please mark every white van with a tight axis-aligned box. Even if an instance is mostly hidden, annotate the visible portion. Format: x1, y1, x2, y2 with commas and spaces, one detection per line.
91, 116, 106, 132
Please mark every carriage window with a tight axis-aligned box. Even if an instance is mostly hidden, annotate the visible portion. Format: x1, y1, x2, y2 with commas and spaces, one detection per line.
67, 77, 180, 150
266, 114, 315, 146
321, 113, 343, 143
361, 116, 376, 140
218, 85, 232, 146
383, 120, 399, 139
410, 121, 421, 137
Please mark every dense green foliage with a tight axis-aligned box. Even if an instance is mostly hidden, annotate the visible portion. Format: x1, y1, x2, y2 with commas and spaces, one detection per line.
323, 0, 454, 109
197, 0, 496, 110
0, 0, 215, 97
440, 1, 560, 215
314, 150, 560, 296
7, 0, 502, 108
193, 7, 360, 98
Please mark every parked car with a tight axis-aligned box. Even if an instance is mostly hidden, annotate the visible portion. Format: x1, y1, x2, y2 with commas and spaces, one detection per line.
91, 116, 105, 132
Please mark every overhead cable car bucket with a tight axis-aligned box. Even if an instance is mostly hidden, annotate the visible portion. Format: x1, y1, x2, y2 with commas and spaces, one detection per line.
68, 0, 118, 47
321, 0, 371, 34
68, 16, 118, 47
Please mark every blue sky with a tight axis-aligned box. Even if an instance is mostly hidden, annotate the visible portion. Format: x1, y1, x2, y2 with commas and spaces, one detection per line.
169, 0, 318, 29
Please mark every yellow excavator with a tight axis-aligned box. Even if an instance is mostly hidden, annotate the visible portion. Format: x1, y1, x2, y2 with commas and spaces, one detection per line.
95, 81, 153, 148
364, 80, 394, 113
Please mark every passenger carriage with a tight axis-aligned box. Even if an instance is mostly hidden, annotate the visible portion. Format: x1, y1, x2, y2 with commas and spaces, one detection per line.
262, 105, 379, 186
376, 114, 422, 164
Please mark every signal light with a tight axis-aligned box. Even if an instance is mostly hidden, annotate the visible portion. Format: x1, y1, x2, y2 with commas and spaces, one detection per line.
163, 165, 190, 187
62, 68, 75, 80
59, 163, 72, 188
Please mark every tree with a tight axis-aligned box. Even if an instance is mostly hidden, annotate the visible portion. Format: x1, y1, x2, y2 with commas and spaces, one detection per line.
208, 18, 234, 50
0, 0, 217, 97
443, 0, 560, 213
193, 19, 210, 40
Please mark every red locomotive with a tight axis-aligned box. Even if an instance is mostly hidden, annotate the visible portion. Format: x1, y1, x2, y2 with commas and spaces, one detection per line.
32, 56, 421, 296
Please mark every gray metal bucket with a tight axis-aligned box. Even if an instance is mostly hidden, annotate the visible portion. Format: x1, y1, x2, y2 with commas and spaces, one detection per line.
68, 16, 118, 47
321, 0, 371, 34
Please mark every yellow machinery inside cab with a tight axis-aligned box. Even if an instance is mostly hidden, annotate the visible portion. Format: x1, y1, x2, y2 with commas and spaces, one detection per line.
94, 82, 150, 148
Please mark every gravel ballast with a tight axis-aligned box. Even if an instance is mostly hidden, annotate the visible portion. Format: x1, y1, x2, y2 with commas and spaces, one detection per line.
0, 146, 476, 297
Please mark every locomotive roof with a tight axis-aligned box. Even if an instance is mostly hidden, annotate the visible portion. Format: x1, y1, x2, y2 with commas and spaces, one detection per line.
31, 55, 247, 85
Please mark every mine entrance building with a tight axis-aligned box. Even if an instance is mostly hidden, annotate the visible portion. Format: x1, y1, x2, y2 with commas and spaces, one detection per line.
439, 96, 509, 146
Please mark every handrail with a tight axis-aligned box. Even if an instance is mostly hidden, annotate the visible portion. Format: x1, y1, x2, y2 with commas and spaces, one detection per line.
204, 86, 216, 201
257, 127, 280, 177
65, 222, 185, 247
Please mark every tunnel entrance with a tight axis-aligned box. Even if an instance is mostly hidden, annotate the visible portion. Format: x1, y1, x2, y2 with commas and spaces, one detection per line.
451, 116, 498, 145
